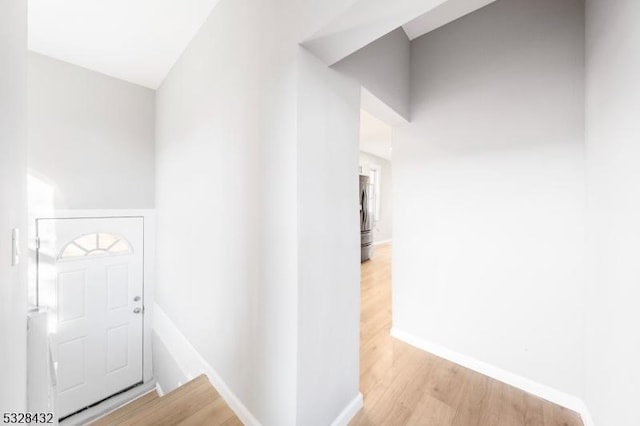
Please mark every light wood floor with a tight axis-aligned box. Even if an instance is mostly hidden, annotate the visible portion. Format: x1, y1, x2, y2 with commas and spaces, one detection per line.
350, 243, 583, 426
90, 375, 241, 426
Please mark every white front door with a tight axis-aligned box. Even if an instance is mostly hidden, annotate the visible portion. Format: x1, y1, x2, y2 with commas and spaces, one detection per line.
37, 217, 144, 419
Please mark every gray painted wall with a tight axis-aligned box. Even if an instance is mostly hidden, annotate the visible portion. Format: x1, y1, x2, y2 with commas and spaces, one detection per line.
585, 0, 640, 424
0, 0, 27, 412
28, 52, 155, 210
394, 0, 585, 397
333, 28, 411, 120
296, 48, 361, 426
155, 1, 298, 422
359, 152, 392, 243
154, 0, 361, 423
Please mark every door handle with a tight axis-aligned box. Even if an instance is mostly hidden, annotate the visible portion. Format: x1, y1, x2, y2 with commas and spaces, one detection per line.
133, 296, 141, 302
133, 307, 142, 314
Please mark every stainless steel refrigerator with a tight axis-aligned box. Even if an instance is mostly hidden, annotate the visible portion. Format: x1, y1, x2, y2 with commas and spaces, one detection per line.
360, 174, 373, 262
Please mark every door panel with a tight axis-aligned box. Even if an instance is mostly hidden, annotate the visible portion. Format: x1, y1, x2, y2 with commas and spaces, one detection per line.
58, 270, 87, 322
57, 337, 86, 392
37, 217, 144, 419
106, 325, 129, 373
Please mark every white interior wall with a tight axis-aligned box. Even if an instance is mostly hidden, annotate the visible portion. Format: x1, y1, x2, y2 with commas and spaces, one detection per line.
154, 0, 361, 424
584, 0, 640, 425
393, 0, 586, 397
359, 152, 392, 243
296, 48, 361, 426
155, 1, 296, 423
28, 52, 155, 211
332, 28, 411, 120
0, 0, 28, 412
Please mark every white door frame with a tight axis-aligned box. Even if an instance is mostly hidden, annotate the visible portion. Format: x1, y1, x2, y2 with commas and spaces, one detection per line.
34, 209, 155, 385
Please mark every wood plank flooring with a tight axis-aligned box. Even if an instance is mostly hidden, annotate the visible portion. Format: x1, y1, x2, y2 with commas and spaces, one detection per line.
350, 243, 583, 426
90, 375, 241, 426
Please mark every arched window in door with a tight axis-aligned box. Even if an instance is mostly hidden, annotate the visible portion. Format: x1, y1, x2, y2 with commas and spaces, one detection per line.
58, 232, 133, 260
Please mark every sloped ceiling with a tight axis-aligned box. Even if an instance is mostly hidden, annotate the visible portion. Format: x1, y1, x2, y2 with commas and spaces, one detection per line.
28, 0, 223, 89
28, 0, 498, 90
302, 0, 497, 65
402, 0, 497, 40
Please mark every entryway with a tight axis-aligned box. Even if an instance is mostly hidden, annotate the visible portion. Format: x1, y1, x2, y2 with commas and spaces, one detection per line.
36, 217, 144, 419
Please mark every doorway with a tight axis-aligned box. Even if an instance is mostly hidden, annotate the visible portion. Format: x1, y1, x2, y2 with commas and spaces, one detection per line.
36, 217, 144, 419
359, 109, 393, 255
357, 105, 394, 402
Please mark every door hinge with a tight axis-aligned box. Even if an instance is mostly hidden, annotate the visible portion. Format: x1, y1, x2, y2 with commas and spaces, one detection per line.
35, 237, 41, 250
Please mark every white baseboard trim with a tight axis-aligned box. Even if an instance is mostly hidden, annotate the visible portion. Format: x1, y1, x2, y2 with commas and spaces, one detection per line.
577, 403, 595, 426
155, 382, 164, 397
330, 392, 363, 426
390, 328, 594, 426
373, 239, 392, 246
154, 304, 261, 426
